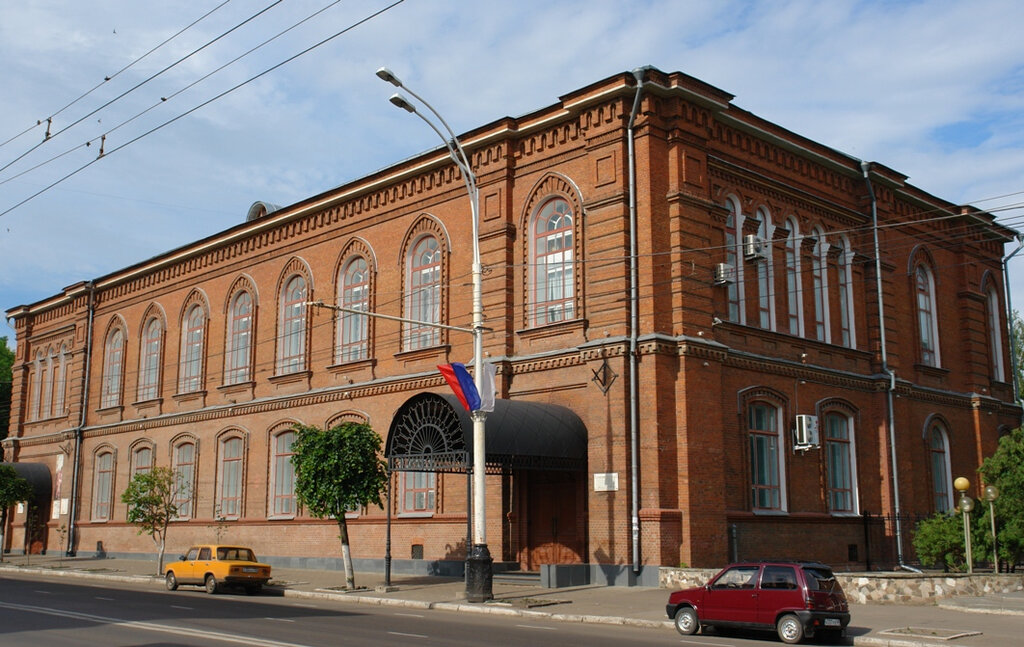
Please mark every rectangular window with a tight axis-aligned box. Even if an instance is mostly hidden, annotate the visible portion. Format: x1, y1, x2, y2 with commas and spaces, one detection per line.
93, 453, 113, 520
173, 443, 195, 519
219, 438, 243, 518
749, 404, 782, 511
272, 432, 296, 516
401, 471, 436, 514
226, 292, 253, 384
825, 414, 854, 513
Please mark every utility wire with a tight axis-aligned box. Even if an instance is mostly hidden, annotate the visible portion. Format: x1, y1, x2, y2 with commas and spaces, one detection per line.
0, 1, 232, 151
0, 0, 344, 189
0, 0, 407, 220
0, 1, 283, 176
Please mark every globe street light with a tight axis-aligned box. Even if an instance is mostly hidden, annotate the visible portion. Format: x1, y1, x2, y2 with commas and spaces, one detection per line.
954, 477, 973, 574
377, 67, 492, 602
984, 484, 1000, 573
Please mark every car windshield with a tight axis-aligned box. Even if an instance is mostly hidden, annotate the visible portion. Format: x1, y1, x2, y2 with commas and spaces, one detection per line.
803, 566, 840, 593
217, 547, 256, 562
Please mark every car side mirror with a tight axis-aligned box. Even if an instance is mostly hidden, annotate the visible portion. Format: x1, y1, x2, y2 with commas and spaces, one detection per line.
178, 555, 185, 561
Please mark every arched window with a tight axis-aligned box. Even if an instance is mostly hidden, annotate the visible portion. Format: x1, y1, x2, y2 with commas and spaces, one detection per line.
172, 440, 196, 519
93, 450, 115, 521
784, 219, 804, 336
131, 445, 153, 477
101, 327, 125, 408
725, 197, 743, 323
406, 236, 440, 350
278, 276, 307, 374
338, 257, 370, 362
836, 237, 855, 348
749, 402, 785, 511
916, 263, 940, 366
270, 430, 297, 517
52, 344, 68, 417
531, 197, 576, 325
41, 350, 53, 419
824, 411, 858, 514
986, 283, 1005, 381
138, 318, 162, 401
30, 350, 43, 420
217, 436, 245, 519
755, 209, 775, 330
812, 228, 830, 343
226, 291, 254, 384
179, 305, 205, 393
928, 423, 952, 512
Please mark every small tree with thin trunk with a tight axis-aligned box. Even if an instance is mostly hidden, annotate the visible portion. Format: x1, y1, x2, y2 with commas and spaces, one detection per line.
291, 422, 387, 590
0, 465, 34, 562
121, 467, 179, 575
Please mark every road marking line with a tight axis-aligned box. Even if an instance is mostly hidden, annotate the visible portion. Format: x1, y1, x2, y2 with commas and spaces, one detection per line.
95, 597, 114, 601
267, 618, 295, 623
515, 624, 558, 631
33, 590, 52, 594
170, 605, 192, 610
393, 612, 425, 618
0, 600, 314, 647
388, 631, 428, 639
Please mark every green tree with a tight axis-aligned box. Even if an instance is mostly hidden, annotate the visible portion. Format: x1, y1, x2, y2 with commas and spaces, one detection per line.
121, 467, 180, 575
0, 336, 15, 460
911, 511, 984, 571
0, 464, 34, 562
291, 422, 387, 590
978, 427, 1024, 571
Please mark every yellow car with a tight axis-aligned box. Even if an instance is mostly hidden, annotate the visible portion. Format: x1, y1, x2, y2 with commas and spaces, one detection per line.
165, 545, 272, 595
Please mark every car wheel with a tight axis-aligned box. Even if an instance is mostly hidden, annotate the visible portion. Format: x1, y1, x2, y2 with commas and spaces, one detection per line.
204, 574, 219, 595
165, 572, 178, 591
673, 607, 699, 636
776, 613, 804, 644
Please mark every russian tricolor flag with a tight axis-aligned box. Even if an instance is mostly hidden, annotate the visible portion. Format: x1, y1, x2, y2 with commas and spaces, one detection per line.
438, 362, 495, 412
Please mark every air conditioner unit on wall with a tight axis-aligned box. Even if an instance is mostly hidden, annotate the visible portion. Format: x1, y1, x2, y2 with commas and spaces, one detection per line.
743, 234, 766, 260
713, 262, 735, 285
794, 414, 820, 449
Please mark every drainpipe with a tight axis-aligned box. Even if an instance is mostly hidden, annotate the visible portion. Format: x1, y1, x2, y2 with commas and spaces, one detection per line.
861, 162, 920, 573
1002, 236, 1024, 416
66, 280, 95, 556
627, 67, 645, 575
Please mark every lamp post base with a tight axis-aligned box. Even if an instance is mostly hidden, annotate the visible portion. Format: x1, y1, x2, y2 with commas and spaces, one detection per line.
465, 544, 493, 603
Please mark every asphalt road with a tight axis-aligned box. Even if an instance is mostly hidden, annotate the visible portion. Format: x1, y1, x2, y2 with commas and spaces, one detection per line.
1, 573, 809, 647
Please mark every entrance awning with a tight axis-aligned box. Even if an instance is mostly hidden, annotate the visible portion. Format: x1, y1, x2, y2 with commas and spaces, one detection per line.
386, 393, 587, 473
0, 462, 52, 506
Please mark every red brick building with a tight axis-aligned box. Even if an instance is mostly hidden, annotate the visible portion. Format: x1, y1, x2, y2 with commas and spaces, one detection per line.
4, 67, 1018, 584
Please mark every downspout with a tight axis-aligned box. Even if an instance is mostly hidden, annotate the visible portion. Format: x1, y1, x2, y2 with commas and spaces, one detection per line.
1002, 237, 1024, 416
627, 67, 645, 575
67, 280, 95, 556
861, 162, 919, 573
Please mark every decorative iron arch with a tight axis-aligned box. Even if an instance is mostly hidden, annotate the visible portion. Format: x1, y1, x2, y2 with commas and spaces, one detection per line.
386, 392, 587, 474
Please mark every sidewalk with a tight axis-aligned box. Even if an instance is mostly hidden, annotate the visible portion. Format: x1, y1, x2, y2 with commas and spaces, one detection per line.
2, 554, 1023, 646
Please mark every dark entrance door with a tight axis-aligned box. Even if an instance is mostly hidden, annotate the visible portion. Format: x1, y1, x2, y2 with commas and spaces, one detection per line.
525, 471, 583, 570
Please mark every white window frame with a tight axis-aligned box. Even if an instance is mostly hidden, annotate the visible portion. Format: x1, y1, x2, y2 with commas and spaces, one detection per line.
337, 257, 370, 363
405, 236, 441, 350
749, 402, 787, 513
824, 411, 859, 515
138, 318, 162, 401
530, 197, 576, 326
916, 264, 941, 366
927, 422, 953, 513
784, 218, 805, 337
225, 290, 254, 384
278, 276, 308, 374
987, 284, 1005, 381
270, 430, 297, 518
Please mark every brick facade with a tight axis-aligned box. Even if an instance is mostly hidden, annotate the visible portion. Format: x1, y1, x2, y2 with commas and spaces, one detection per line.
4, 67, 1018, 572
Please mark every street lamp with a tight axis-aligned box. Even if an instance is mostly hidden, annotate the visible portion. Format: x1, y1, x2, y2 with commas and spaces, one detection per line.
377, 67, 492, 602
954, 477, 973, 574
984, 484, 1000, 573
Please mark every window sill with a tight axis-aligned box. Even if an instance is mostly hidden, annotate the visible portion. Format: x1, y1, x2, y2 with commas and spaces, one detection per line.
516, 317, 587, 341
397, 512, 435, 519
914, 363, 950, 378
268, 370, 312, 384
751, 509, 789, 516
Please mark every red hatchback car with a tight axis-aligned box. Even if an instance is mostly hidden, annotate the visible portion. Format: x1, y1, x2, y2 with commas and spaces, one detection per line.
665, 560, 850, 644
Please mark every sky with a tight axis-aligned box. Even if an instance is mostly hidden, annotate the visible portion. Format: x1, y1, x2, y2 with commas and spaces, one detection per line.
2, 0, 1024, 345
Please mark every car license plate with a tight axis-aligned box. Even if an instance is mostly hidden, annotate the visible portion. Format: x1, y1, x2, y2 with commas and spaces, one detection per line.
824, 618, 840, 626
242, 567, 258, 573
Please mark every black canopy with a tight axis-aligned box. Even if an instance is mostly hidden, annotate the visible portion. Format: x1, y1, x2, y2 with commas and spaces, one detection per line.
386, 393, 587, 473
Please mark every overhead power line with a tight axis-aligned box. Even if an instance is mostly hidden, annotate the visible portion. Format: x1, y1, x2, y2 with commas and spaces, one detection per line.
0, 0, 407, 220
